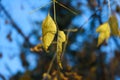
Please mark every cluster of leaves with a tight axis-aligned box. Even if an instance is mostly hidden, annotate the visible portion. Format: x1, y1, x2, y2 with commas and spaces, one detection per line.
31, 13, 66, 69
30, 0, 120, 71
96, 15, 120, 46
31, 0, 78, 70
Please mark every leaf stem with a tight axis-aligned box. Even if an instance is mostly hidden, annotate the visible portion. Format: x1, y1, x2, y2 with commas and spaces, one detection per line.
43, 1, 60, 80
55, 1, 78, 15
53, 0, 57, 22
53, 0, 61, 79
62, 25, 73, 58
42, 52, 57, 80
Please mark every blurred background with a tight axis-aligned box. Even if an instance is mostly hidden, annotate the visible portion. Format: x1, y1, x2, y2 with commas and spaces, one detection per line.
0, 0, 120, 80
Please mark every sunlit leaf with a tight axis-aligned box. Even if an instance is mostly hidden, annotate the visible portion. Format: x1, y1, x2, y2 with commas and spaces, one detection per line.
57, 31, 66, 69
108, 15, 119, 36
96, 22, 110, 46
42, 14, 57, 52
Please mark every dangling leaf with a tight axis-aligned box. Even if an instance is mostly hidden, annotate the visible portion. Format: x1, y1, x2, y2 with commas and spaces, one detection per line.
57, 31, 66, 69
42, 14, 57, 52
96, 22, 110, 46
108, 15, 119, 36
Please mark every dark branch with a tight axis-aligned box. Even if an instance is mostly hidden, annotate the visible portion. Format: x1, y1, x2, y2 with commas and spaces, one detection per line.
0, 3, 32, 47
0, 74, 5, 80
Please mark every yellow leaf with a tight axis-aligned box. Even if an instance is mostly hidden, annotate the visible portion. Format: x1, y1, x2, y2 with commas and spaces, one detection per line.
42, 14, 57, 52
96, 22, 110, 32
108, 15, 119, 36
97, 33, 106, 46
58, 31, 66, 42
96, 22, 110, 46
57, 31, 66, 69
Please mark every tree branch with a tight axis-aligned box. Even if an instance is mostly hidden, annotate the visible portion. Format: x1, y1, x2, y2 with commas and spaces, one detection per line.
0, 3, 32, 47
0, 74, 5, 80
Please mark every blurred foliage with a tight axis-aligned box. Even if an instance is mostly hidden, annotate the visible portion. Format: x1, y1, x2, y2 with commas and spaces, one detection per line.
0, 0, 120, 80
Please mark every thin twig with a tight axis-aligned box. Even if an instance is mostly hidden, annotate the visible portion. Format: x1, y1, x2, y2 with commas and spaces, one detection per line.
29, 1, 53, 14
43, 0, 61, 80
107, 0, 111, 17
42, 52, 57, 80
62, 8, 101, 59
63, 29, 78, 32
53, 0, 61, 79
55, 0, 78, 15
47, 52, 57, 75
62, 25, 73, 58
78, 7, 101, 31
0, 74, 6, 80
53, 0, 57, 23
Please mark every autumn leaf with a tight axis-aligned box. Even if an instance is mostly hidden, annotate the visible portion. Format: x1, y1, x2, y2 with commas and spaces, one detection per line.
57, 31, 66, 69
108, 15, 119, 36
42, 14, 57, 52
30, 44, 43, 52
96, 22, 110, 46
